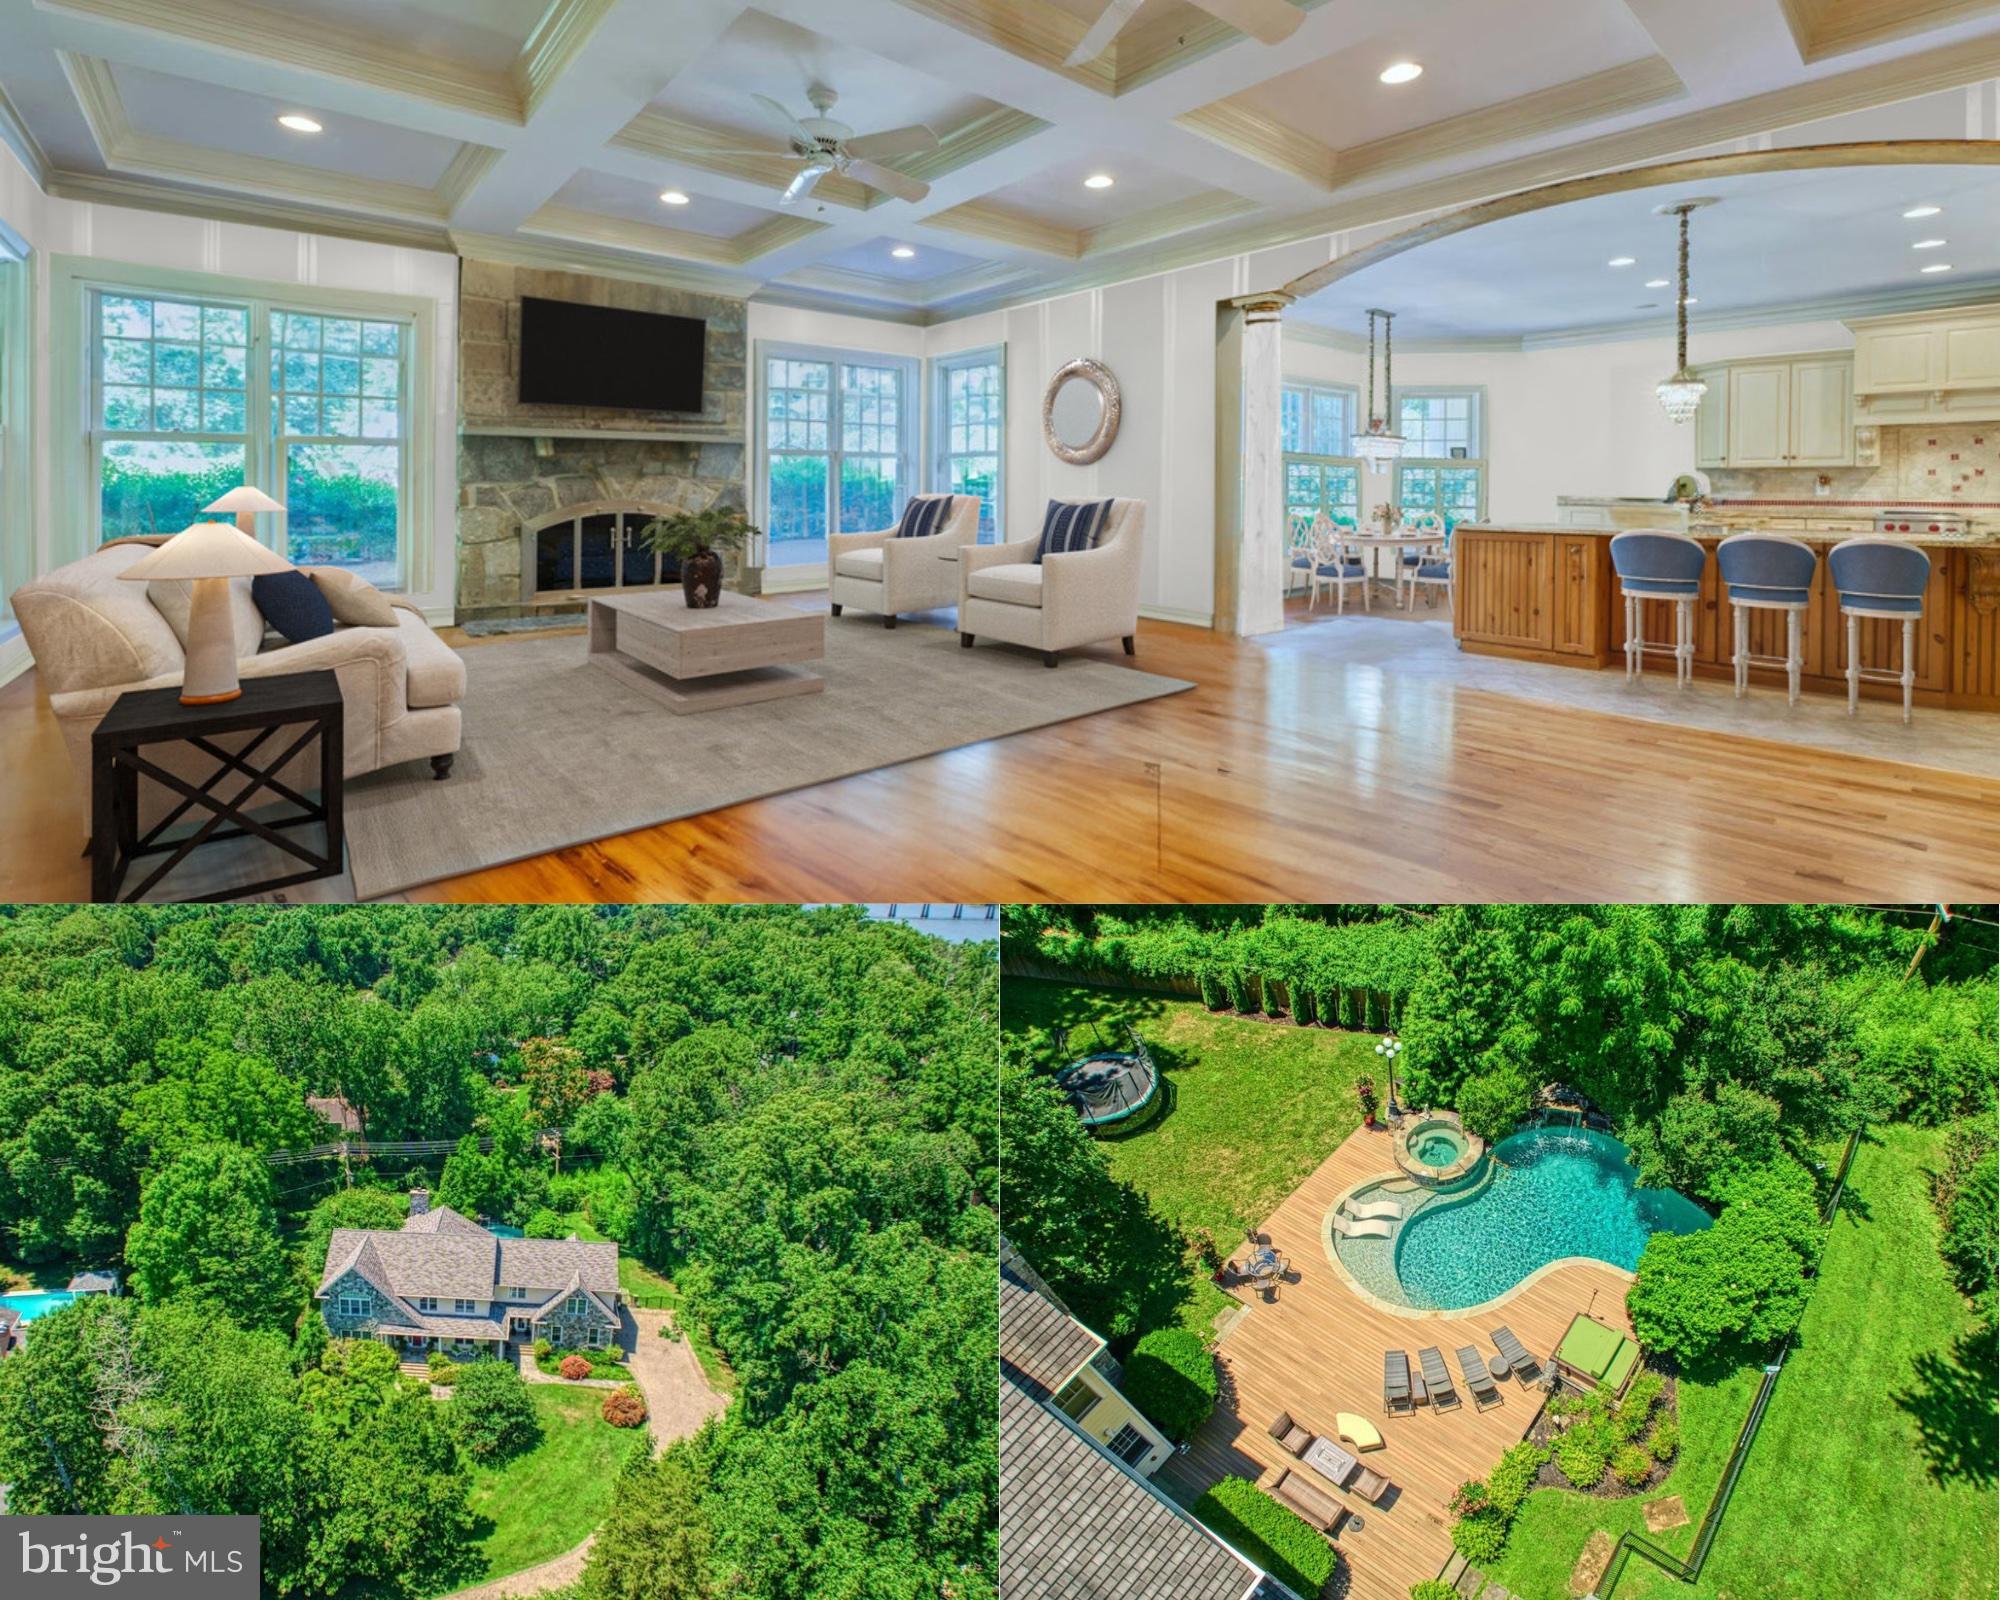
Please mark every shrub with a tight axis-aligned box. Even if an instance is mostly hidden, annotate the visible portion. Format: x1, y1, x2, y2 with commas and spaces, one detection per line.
524, 1208, 568, 1239
1648, 1418, 1681, 1461
1553, 1421, 1610, 1489
559, 1354, 592, 1381
1411, 1584, 1461, 1600
1197, 969, 1225, 1010
602, 1384, 647, 1428
1449, 1506, 1507, 1564
533, 1338, 553, 1362
1618, 1369, 1664, 1435
425, 1351, 454, 1382
450, 1358, 541, 1461
1485, 1441, 1547, 1517
1192, 1477, 1338, 1599
1612, 1443, 1653, 1487
1121, 1327, 1218, 1442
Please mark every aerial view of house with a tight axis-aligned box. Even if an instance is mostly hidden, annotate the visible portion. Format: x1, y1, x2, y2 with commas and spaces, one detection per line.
1000, 903, 1997, 1600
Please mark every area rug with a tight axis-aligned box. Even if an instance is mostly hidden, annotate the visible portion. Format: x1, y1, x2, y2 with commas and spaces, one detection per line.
341, 620, 1192, 899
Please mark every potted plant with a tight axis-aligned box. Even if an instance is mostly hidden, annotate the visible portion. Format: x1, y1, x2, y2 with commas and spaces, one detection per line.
1356, 1076, 1378, 1127
636, 503, 760, 609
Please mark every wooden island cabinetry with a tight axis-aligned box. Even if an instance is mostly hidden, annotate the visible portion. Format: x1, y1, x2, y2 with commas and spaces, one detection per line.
1453, 524, 2000, 711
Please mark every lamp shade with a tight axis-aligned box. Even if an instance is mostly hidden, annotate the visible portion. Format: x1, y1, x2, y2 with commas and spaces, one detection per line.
203, 486, 284, 517
118, 521, 295, 582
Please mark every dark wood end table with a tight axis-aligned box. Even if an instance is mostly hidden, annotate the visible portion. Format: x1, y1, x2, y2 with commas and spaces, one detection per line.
90, 670, 345, 903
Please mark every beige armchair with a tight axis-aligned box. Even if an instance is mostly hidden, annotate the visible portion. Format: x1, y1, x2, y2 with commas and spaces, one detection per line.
826, 494, 981, 627
12, 542, 464, 830
958, 498, 1144, 667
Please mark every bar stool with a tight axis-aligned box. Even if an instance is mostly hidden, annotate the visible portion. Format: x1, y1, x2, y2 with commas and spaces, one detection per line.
1609, 532, 1707, 686
1716, 534, 1817, 705
1828, 538, 1931, 724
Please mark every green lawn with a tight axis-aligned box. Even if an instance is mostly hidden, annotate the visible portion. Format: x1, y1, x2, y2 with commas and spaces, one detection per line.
1003, 978, 1383, 1339
459, 1384, 646, 1585
1487, 1124, 1997, 1600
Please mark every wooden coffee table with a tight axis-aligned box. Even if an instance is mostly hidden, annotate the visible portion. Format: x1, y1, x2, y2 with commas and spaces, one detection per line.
587, 589, 824, 714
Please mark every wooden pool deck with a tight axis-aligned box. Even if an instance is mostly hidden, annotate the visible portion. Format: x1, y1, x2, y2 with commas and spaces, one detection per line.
1158, 1123, 1637, 1600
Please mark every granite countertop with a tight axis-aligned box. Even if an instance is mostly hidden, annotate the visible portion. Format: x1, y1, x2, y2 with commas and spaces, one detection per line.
1461, 520, 1999, 548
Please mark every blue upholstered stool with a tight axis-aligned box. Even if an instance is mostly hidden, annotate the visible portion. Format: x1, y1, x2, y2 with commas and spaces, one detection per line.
1716, 534, 1817, 704
1609, 532, 1707, 687
1828, 538, 1931, 723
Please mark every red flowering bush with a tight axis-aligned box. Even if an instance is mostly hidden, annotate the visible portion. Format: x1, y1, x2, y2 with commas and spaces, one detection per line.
559, 1354, 592, 1381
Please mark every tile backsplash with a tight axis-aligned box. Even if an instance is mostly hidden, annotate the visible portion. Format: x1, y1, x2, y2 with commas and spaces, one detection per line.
1709, 424, 1999, 503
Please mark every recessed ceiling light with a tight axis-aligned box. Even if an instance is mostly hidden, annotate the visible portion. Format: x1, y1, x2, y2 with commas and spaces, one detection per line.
1379, 61, 1423, 84
1903, 204, 1941, 219
1644, 278, 1671, 289
1921, 263, 1953, 274
891, 245, 916, 259
1912, 238, 1947, 249
658, 189, 690, 205
277, 114, 322, 134
1083, 173, 1114, 189
1607, 256, 1636, 268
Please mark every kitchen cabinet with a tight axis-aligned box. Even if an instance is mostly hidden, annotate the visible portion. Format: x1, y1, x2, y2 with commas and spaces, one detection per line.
1850, 304, 2000, 423
1725, 356, 1853, 467
1694, 365, 1727, 469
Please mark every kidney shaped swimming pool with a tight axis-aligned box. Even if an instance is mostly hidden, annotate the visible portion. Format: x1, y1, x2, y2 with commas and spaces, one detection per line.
1390, 1126, 1711, 1311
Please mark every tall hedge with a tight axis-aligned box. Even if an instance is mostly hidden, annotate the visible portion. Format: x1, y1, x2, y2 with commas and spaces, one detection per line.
1120, 1327, 1218, 1442
1192, 1476, 1338, 1597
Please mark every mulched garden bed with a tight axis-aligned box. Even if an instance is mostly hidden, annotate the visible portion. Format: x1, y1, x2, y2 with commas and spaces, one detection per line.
1525, 1372, 1682, 1500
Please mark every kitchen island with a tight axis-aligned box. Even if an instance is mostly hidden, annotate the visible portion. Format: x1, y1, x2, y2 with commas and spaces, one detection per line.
1452, 522, 2000, 710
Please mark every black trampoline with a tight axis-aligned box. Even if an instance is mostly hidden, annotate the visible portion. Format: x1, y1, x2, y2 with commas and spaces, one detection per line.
1054, 1024, 1160, 1129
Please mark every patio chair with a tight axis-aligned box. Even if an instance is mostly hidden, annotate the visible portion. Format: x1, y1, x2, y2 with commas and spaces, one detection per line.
1271, 1469, 1348, 1534
1491, 1324, 1538, 1380
1268, 1410, 1311, 1457
1456, 1345, 1504, 1411
1342, 1198, 1403, 1223
1334, 1216, 1392, 1240
1419, 1346, 1460, 1411
1349, 1463, 1392, 1504
1384, 1349, 1413, 1415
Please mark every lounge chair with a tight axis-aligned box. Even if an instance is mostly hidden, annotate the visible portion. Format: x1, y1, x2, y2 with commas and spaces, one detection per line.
1419, 1346, 1460, 1410
1335, 1412, 1384, 1452
1271, 1469, 1348, 1534
1343, 1197, 1402, 1223
1268, 1410, 1311, 1457
1384, 1349, 1413, 1415
1349, 1463, 1392, 1504
1456, 1345, 1504, 1411
1334, 1216, 1392, 1240
1491, 1324, 1538, 1380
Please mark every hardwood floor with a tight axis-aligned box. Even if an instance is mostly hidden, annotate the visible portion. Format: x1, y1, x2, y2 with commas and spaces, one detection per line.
2, 592, 1996, 902
1158, 1125, 1639, 1600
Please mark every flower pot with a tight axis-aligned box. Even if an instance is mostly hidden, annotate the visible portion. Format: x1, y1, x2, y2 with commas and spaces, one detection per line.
681, 548, 724, 608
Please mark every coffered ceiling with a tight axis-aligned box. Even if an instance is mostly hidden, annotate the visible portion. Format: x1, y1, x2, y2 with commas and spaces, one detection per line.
1, 0, 1998, 323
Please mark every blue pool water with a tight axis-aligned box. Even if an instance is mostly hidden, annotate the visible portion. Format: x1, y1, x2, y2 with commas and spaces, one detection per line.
1391, 1127, 1711, 1310
486, 1224, 525, 1238
0, 1291, 77, 1322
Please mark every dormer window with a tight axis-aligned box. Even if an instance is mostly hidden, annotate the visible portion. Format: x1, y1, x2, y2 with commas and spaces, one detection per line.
416, 1296, 439, 1312
505, 1286, 529, 1301
454, 1298, 476, 1314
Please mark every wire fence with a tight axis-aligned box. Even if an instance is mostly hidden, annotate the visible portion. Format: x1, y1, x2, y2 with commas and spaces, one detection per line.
1593, 1123, 1864, 1598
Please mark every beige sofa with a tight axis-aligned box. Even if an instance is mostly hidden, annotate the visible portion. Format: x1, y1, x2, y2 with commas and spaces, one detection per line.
958, 498, 1144, 667
826, 494, 981, 626
13, 543, 464, 826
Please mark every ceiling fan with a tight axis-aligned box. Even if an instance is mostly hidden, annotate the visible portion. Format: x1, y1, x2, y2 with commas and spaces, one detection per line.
693, 85, 940, 206
1064, 0, 1304, 68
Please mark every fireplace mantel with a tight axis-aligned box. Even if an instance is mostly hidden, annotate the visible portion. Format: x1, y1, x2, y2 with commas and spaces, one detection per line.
462, 425, 738, 444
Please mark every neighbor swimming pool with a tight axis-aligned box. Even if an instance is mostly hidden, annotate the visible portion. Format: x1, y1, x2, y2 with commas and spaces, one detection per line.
1330, 1126, 1712, 1312
0, 1290, 77, 1322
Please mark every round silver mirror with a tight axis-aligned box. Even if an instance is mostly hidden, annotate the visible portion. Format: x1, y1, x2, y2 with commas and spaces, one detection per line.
1042, 357, 1121, 464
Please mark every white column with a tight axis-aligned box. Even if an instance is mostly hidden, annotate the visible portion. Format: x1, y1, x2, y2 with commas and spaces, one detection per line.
1213, 294, 1291, 636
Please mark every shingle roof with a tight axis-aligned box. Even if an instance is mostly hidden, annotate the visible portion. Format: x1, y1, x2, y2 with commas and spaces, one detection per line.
66, 1271, 119, 1294
999, 1264, 1101, 1399
496, 1238, 619, 1296
317, 1212, 619, 1304
402, 1204, 493, 1237
999, 1372, 1261, 1600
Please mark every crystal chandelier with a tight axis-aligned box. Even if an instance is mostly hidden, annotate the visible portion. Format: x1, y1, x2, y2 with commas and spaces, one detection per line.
1353, 308, 1405, 473
1655, 201, 1711, 424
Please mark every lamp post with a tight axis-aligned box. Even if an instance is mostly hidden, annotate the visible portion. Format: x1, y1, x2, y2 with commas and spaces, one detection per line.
1374, 1033, 1404, 1120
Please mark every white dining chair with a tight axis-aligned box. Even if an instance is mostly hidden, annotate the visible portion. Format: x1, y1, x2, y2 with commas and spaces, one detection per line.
1309, 532, 1370, 614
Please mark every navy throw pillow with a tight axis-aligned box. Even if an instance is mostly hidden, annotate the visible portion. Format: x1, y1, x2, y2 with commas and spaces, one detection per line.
253, 570, 335, 644
895, 495, 950, 538
1035, 499, 1114, 564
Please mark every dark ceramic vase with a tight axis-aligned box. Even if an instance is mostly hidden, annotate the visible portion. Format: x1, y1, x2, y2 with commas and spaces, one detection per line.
681, 548, 723, 608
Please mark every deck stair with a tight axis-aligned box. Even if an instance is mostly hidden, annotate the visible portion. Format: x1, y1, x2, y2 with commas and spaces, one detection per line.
1438, 1553, 1467, 1589
1452, 1563, 1484, 1597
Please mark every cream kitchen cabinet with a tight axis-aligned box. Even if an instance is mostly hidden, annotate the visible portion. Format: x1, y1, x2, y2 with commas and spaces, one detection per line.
1850, 305, 2000, 423
1724, 355, 1853, 467
1694, 365, 1728, 469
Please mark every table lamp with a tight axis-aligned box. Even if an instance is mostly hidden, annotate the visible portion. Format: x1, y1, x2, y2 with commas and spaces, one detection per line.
118, 522, 294, 704
204, 484, 285, 536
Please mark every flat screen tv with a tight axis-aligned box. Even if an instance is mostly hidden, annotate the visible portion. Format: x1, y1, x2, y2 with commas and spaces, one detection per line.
517, 296, 706, 412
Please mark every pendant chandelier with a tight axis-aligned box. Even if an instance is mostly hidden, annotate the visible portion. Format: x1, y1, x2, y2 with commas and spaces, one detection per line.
1353, 308, 1405, 473
1655, 199, 1715, 425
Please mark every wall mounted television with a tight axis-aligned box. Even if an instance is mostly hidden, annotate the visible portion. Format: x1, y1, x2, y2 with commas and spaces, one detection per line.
517, 296, 706, 412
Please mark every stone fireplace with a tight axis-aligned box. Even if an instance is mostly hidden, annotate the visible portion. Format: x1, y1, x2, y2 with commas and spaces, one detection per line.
455, 259, 748, 621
